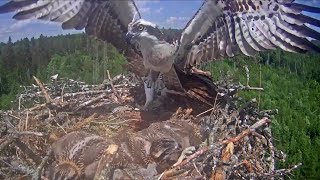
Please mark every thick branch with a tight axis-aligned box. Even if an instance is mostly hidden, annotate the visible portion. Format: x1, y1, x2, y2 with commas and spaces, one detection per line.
74, 93, 106, 111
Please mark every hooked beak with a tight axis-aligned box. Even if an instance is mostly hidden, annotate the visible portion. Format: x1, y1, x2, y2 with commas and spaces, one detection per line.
126, 32, 135, 44
126, 32, 140, 52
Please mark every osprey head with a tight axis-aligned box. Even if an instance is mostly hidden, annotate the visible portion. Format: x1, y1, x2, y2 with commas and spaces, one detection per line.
126, 19, 165, 50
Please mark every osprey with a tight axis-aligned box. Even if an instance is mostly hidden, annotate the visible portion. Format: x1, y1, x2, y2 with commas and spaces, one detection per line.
47, 121, 201, 179
1, 0, 320, 110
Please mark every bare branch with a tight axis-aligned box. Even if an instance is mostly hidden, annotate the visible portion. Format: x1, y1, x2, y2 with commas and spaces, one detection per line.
33, 76, 51, 103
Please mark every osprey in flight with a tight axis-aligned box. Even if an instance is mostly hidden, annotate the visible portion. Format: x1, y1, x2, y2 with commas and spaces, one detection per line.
1, 0, 320, 110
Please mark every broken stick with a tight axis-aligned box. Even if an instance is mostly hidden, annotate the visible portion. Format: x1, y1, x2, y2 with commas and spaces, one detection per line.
33, 76, 51, 103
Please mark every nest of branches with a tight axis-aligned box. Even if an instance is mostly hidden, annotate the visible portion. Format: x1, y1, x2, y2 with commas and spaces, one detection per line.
0, 73, 300, 180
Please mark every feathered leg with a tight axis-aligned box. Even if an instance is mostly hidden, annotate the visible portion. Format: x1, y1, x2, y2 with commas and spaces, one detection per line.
141, 70, 156, 110
154, 73, 166, 96
142, 71, 167, 111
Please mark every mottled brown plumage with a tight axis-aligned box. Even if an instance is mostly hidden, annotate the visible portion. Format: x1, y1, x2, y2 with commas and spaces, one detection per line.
47, 121, 201, 180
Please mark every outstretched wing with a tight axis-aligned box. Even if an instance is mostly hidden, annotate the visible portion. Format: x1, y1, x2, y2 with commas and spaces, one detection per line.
175, 0, 320, 69
0, 0, 140, 51
0, 0, 146, 77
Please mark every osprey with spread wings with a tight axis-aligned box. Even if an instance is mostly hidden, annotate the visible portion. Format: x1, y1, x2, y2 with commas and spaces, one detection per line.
1, 0, 320, 110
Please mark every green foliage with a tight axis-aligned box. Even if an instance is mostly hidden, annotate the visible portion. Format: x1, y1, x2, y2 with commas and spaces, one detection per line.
47, 50, 126, 84
48, 52, 92, 82
0, 34, 127, 108
207, 51, 320, 179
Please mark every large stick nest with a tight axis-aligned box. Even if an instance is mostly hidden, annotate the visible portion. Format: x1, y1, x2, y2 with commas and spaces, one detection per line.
0, 74, 300, 180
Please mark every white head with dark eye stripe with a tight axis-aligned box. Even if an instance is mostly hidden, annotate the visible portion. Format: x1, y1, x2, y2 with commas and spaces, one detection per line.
126, 19, 165, 49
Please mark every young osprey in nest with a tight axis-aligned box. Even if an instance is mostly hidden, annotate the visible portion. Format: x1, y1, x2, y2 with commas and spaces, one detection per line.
1, 0, 320, 110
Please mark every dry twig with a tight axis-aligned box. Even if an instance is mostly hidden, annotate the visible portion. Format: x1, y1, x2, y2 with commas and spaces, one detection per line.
107, 70, 122, 102
33, 76, 51, 103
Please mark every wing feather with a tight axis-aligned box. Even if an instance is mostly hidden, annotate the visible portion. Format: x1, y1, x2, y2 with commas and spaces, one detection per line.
204, 36, 213, 61
38, 1, 80, 21
0, 0, 141, 51
224, 18, 233, 57
235, 15, 257, 56
62, 2, 93, 30
0, 0, 38, 13
217, 18, 227, 57
225, 16, 239, 56
177, 0, 320, 70
284, 3, 320, 13
248, 21, 275, 50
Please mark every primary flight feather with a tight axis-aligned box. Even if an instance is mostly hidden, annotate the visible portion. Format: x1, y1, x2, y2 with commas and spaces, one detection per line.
1, 0, 319, 110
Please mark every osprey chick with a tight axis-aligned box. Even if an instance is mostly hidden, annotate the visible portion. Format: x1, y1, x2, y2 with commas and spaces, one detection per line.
1, 0, 320, 110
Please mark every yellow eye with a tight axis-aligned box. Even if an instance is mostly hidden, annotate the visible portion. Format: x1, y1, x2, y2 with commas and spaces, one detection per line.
138, 25, 144, 31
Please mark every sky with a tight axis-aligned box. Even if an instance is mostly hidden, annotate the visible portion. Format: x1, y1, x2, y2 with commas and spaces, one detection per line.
0, 0, 319, 43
